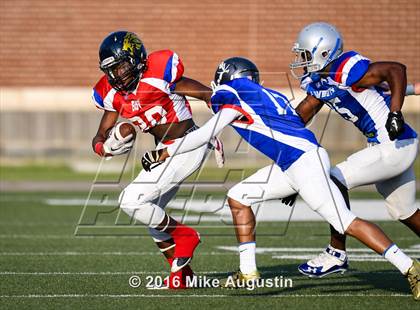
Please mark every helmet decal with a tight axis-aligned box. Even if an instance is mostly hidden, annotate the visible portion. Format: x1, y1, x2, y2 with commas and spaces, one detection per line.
122, 33, 143, 57
326, 38, 342, 63
216, 62, 230, 85
311, 37, 324, 54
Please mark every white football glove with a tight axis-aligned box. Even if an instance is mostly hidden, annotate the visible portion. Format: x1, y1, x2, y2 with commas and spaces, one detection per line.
208, 136, 225, 168
103, 123, 134, 156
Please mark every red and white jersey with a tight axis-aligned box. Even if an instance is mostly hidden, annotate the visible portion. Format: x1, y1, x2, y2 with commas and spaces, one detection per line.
92, 50, 192, 132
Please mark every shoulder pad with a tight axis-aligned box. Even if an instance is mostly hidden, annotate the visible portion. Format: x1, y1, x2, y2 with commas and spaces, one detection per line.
330, 51, 370, 86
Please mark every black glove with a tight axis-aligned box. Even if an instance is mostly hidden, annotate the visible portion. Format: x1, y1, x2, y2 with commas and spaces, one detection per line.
385, 111, 405, 141
141, 150, 163, 172
280, 193, 298, 207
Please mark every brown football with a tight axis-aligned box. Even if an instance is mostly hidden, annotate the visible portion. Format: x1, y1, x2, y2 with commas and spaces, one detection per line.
106, 122, 137, 141
103, 122, 137, 157
117, 122, 137, 141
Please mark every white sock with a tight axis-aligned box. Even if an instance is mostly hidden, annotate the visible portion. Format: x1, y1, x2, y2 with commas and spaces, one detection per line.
327, 244, 347, 261
239, 242, 257, 274
383, 244, 413, 274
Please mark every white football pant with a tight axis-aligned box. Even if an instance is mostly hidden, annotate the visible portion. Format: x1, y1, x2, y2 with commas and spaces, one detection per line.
227, 148, 357, 234
331, 138, 418, 220
119, 142, 208, 242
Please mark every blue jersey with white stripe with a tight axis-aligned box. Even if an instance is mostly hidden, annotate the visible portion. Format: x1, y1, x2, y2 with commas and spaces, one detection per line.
211, 78, 319, 171
300, 51, 417, 143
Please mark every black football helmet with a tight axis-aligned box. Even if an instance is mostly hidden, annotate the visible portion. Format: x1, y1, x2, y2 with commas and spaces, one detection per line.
212, 57, 260, 88
99, 31, 147, 92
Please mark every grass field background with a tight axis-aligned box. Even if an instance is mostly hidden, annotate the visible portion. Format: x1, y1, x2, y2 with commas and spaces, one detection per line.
1, 157, 420, 181
0, 191, 419, 309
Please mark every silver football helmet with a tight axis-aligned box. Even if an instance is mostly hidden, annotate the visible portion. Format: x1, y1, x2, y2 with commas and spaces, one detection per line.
290, 22, 343, 79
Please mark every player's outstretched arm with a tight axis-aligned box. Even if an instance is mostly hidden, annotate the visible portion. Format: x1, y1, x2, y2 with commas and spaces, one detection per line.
92, 110, 119, 156
174, 77, 213, 104
295, 95, 324, 124
141, 108, 240, 171
354, 62, 407, 112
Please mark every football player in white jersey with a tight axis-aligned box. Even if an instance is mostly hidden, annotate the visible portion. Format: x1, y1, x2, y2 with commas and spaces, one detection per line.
288, 22, 419, 279
141, 57, 420, 299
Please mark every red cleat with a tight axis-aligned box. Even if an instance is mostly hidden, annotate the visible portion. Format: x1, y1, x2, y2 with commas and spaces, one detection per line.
169, 224, 201, 272
167, 265, 195, 289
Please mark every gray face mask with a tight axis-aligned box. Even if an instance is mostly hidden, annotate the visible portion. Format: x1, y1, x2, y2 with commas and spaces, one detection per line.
290, 22, 344, 80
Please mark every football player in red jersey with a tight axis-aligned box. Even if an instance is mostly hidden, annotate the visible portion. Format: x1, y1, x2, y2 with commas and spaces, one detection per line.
91, 31, 219, 289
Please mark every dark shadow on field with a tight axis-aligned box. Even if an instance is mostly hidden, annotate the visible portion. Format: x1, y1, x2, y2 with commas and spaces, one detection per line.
207, 263, 409, 296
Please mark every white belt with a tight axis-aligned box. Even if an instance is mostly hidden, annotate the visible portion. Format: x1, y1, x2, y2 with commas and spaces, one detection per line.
367, 141, 379, 148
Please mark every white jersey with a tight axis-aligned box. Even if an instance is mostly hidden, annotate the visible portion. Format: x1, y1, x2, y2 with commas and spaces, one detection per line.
300, 51, 417, 143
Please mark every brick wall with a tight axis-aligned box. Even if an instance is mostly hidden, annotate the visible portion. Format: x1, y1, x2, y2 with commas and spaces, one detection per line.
1, 0, 419, 88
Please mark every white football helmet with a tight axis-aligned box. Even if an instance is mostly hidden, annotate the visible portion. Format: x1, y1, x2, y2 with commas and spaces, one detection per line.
290, 22, 343, 79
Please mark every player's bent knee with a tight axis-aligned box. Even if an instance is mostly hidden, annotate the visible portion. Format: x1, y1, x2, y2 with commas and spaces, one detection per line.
330, 166, 348, 189
382, 188, 416, 221
317, 203, 356, 234
343, 217, 360, 236
330, 221, 348, 235
148, 227, 172, 242
227, 186, 252, 207
118, 184, 152, 208
118, 188, 166, 227
119, 201, 165, 227
227, 196, 250, 210
386, 201, 418, 221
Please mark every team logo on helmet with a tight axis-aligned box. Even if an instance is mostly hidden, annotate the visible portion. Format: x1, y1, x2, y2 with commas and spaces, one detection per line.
122, 33, 142, 56
216, 62, 230, 85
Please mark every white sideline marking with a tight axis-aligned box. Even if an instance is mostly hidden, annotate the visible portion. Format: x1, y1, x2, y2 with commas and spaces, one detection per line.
1, 245, 419, 257
0, 222, 74, 227
43, 198, 420, 222
217, 246, 420, 262
0, 234, 154, 239
0, 294, 411, 298
0, 271, 222, 275
0, 234, 418, 241
272, 255, 386, 262
0, 252, 231, 256
217, 246, 420, 253
46, 198, 116, 206
0, 270, 399, 276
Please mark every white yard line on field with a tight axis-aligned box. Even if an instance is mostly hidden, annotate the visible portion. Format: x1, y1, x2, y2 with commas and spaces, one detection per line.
43, 198, 420, 222
0, 271, 223, 275
215, 246, 420, 262
0, 251, 231, 256
0, 234, 154, 239
0, 270, 400, 276
0, 222, 75, 227
1, 245, 419, 257
272, 255, 387, 262
0, 293, 411, 298
216, 246, 420, 253
0, 234, 418, 241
